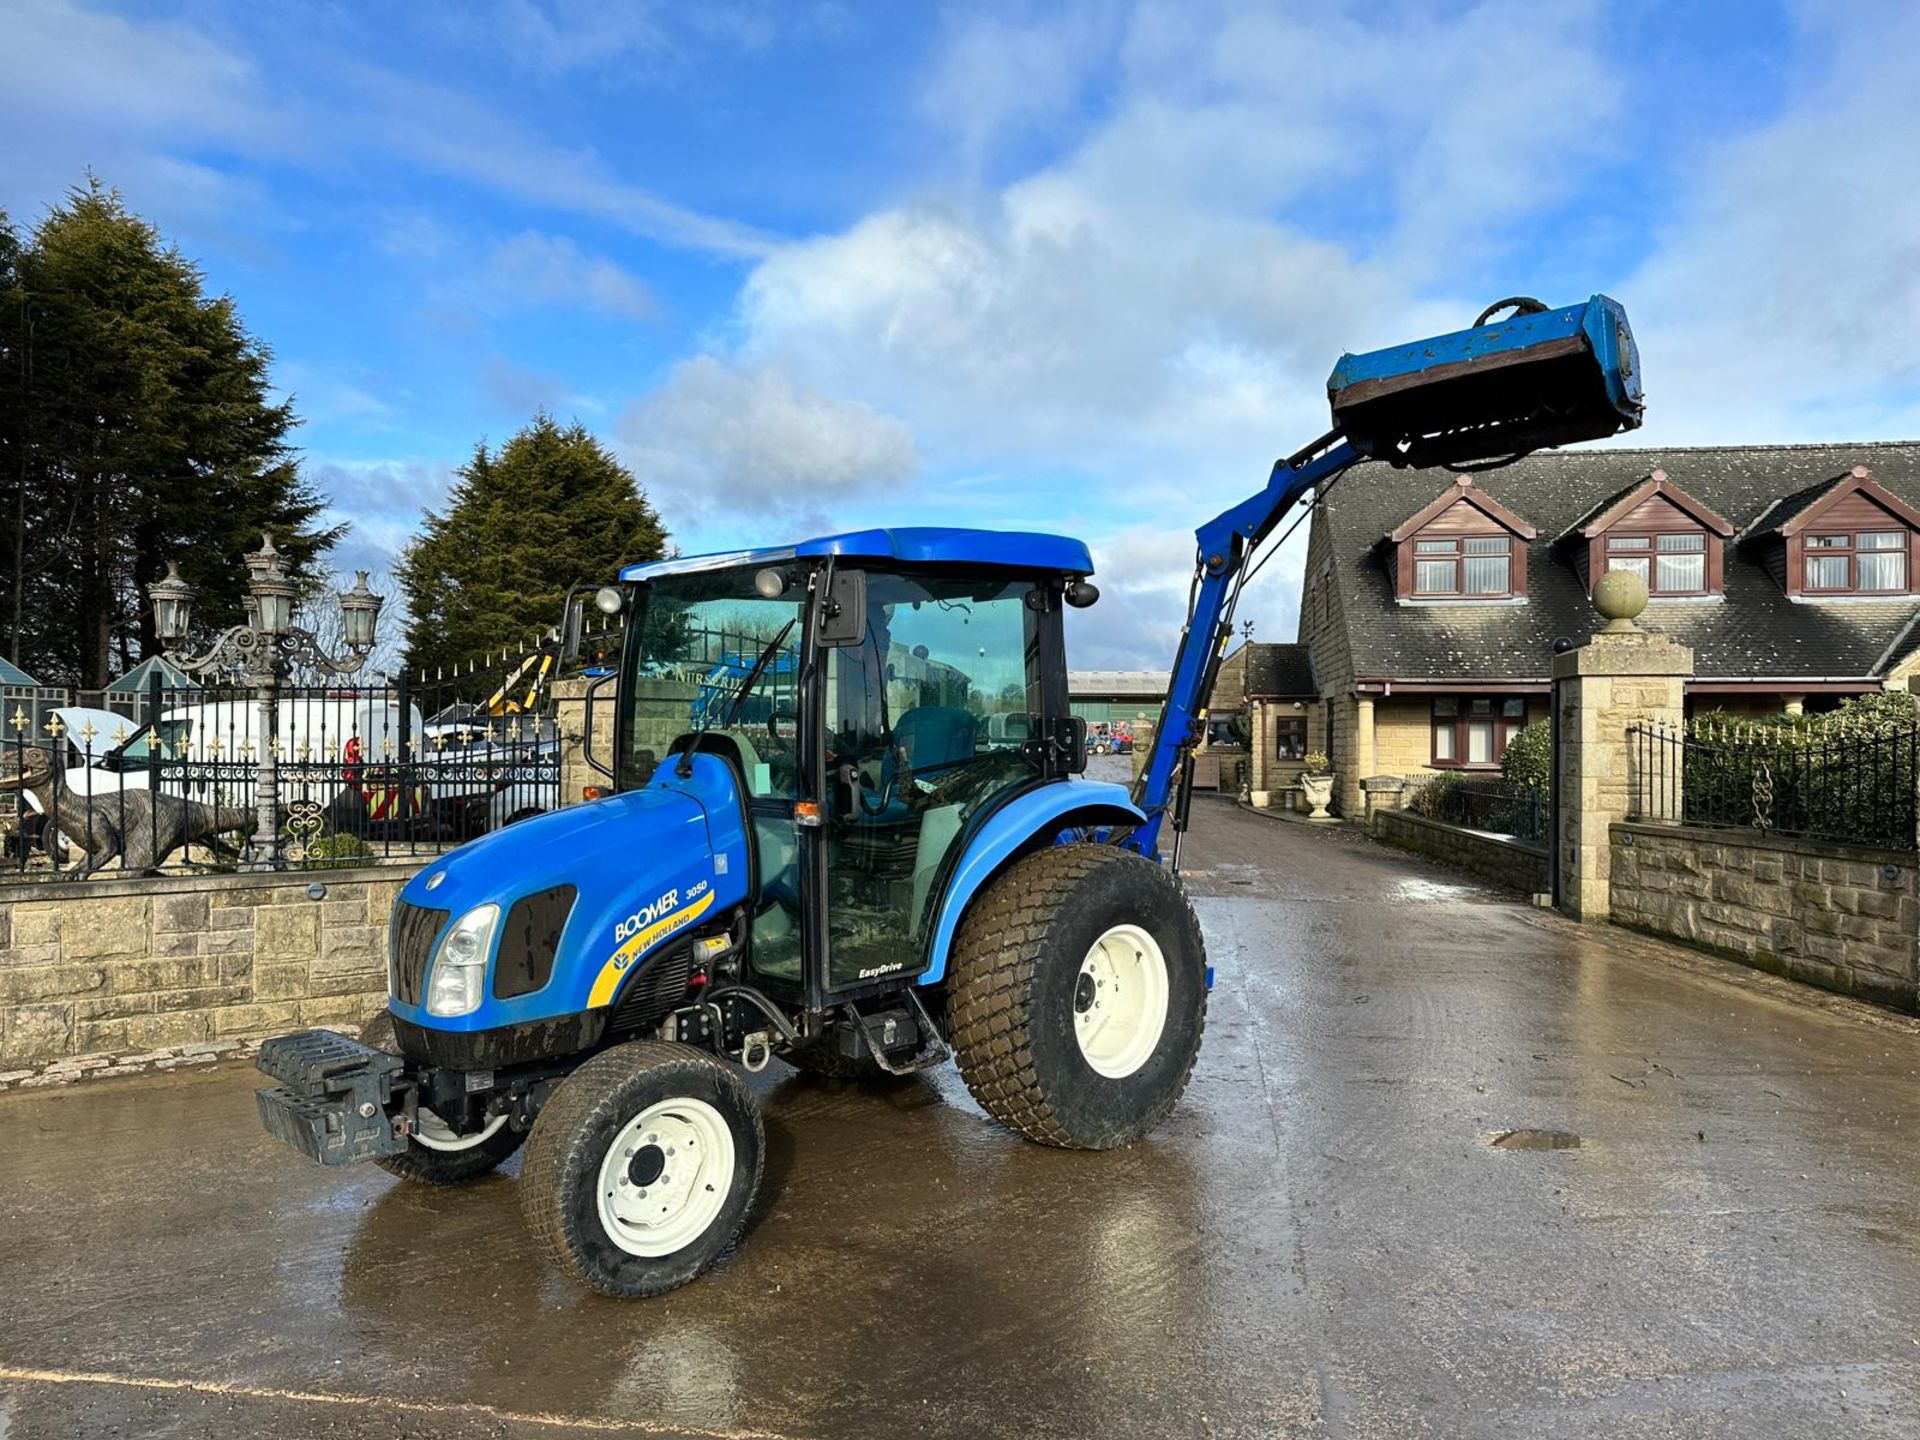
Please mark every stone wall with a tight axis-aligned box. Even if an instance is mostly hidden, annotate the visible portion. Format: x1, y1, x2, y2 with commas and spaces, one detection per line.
1373, 808, 1550, 896
1610, 822, 1920, 1011
0, 867, 403, 1085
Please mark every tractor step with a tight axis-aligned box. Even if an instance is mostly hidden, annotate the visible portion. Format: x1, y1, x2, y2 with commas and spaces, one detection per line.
842, 992, 952, 1076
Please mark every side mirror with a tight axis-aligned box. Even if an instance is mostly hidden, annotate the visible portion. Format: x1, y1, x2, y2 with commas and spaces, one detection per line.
817, 568, 868, 648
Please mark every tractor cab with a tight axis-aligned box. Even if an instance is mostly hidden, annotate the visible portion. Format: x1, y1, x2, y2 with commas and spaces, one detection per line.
611, 528, 1092, 1010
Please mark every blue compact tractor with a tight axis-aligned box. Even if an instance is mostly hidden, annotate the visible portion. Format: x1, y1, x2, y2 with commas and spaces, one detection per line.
256, 296, 1642, 1296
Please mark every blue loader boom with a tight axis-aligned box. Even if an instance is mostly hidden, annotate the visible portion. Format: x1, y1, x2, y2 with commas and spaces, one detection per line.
251, 293, 1642, 1301
1130, 295, 1641, 861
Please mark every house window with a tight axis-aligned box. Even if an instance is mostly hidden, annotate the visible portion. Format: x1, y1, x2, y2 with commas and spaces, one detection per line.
1804, 532, 1909, 593
1605, 531, 1707, 595
1432, 697, 1527, 767
1412, 536, 1512, 597
1274, 715, 1307, 760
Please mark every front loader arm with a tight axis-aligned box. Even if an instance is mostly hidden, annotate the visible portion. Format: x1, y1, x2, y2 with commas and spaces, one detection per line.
1121, 292, 1645, 861
1126, 435, 1362, 857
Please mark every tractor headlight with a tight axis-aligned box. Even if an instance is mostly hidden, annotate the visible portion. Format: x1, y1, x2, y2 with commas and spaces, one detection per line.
425, 903, 500, 1018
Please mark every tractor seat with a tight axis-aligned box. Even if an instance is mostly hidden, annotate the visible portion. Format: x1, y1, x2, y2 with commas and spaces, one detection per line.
894, 706, 977, 776
861, 706, 978, 826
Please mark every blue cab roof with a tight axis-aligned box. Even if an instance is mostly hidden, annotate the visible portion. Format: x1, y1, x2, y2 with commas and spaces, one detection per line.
620, 526, 1094, 583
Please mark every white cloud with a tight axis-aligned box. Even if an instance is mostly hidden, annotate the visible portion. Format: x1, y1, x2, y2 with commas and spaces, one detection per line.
920, 4, 1120, 176
0, 1, 770, 260
483, 231, 656, 321
1624, 2, 1920, 445
609, 0, 1620, 656
620, 357, 920, 533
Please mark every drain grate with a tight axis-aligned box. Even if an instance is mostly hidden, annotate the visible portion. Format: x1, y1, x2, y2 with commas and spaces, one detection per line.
1489, 1128, 1582, 1151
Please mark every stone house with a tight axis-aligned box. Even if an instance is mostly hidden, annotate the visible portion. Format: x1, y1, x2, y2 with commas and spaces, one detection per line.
1285, 442, 1920, 815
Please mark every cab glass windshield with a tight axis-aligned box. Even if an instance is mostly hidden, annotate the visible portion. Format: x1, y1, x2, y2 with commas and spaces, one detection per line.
618, 568, 806, 796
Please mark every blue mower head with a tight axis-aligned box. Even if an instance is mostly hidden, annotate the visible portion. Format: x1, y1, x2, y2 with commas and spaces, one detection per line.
1327, 294, 1642, 468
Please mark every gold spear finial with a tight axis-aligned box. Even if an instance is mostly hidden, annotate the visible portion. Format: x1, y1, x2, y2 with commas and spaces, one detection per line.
8, 707, 26, 731
44, 714, 65, 738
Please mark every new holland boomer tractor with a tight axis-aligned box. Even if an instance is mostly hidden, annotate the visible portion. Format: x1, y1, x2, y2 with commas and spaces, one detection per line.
255, 295, 1642, 1297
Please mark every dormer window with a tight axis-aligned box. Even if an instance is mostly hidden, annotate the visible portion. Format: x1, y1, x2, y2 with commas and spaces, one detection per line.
1562, 470, 1732, 600
1414, 535, 1512, 597
1753, 467, 1920, 600
1805, 531, 1908, 593
1604, 530, 1707, 596
1387, 477, 1536, 602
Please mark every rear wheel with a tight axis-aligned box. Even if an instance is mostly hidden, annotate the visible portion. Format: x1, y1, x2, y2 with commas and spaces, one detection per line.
948, 845, 1206, 1149
361, 1010, 525, 1185
520, 1040, 763, 1298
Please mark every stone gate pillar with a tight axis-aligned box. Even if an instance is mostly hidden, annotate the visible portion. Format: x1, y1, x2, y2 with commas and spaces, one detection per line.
550, 676, 614, 806
1552, 574, 1693, 922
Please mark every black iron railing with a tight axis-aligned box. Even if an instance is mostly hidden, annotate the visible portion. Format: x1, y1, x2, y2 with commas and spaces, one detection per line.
1627, 719, 1920, 851
2, 669, 561, 882
1428, 777, 1548, 844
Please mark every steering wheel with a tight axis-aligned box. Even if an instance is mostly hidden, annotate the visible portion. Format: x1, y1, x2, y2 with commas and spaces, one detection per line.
765, 704, 798, 753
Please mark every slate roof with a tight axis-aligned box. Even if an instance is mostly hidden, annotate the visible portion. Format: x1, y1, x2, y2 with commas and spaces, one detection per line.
1315, 441, 1920, 682
0, 656, 40, 687
1244, 643, 1316, 697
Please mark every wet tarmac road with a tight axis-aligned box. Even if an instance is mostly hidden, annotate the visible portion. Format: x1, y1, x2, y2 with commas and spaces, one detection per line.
6, 794, 1920, 1438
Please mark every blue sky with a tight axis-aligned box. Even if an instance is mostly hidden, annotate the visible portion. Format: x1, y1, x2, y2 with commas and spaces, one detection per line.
6, 0, 1919, 668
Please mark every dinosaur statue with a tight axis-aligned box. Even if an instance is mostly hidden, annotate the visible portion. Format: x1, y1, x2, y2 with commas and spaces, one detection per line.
0, 746, 255, 875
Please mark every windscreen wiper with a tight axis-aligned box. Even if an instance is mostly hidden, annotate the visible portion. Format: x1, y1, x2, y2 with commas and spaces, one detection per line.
676, 620, 796, 778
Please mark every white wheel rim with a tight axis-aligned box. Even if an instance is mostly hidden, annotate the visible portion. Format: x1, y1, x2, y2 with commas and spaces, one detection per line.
413, 1107, 509, 1152
1073, 923, 1170, 1080
595, 1097, 736, 1259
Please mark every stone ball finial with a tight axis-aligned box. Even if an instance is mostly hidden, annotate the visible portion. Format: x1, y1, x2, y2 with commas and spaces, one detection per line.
1593, 568, 1648, 632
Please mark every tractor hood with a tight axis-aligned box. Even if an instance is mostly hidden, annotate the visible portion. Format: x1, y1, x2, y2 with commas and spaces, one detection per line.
390, 761, 752, 1032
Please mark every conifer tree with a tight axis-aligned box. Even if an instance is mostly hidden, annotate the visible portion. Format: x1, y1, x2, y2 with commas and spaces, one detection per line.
0, 179, 338, 686
396, 415, 668, 676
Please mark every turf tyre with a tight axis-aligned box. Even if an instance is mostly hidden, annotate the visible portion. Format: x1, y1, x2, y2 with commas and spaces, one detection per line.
520, 1039, 763, 1298
948, 844, 1206, 1149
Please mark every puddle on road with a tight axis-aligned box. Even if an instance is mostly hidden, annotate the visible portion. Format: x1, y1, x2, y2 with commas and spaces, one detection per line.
1488, 1128, 1583, 1151
1394, 877, 1476, 903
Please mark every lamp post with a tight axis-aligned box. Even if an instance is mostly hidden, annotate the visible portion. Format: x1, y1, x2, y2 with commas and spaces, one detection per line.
148, 536, 384, 868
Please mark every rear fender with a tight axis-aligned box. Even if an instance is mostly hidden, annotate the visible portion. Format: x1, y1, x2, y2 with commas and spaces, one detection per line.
919, 779, 1146, 986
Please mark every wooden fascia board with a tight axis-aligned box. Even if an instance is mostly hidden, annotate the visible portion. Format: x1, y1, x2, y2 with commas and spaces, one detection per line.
1777, 471, 1920, 537
1578, 474, 1735, 538
1385, 485, 1539, 544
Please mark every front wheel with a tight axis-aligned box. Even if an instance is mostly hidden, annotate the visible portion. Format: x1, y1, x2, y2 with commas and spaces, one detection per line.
948, 845, 1206, 1150
361, 1010, 525, 1184
520, 1040, 763, 1298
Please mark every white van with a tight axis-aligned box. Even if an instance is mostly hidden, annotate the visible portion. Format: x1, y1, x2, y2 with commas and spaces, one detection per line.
32, 695, 424, 813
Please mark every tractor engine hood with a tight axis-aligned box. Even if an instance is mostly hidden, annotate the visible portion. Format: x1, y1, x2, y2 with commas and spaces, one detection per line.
390, 763, 750, 1032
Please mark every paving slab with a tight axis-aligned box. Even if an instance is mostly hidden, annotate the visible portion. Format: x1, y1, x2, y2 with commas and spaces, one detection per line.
2, 797, 1919, 1439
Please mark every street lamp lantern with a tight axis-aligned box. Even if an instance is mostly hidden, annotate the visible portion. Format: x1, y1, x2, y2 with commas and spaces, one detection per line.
147, 560, 196, 644
148, 533, 389, 871
338, 570, 383, 652
242, 534, 297, 639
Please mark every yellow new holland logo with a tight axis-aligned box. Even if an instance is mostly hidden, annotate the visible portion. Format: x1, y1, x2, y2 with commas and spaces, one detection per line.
586, 888, 717, 1008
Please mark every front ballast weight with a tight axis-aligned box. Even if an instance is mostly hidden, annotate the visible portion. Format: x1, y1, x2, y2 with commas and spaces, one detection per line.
1327, 294, 1642, 469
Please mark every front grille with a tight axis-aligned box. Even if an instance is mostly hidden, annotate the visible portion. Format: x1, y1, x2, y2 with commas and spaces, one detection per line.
609, 944, 693, 1037
494, 885, 575, 999
391, 901, 450, 1006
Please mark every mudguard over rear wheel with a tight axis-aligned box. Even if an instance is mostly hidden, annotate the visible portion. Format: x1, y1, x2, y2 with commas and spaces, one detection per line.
948, 844, 1206, 1150
520, 1040, 764, 1298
